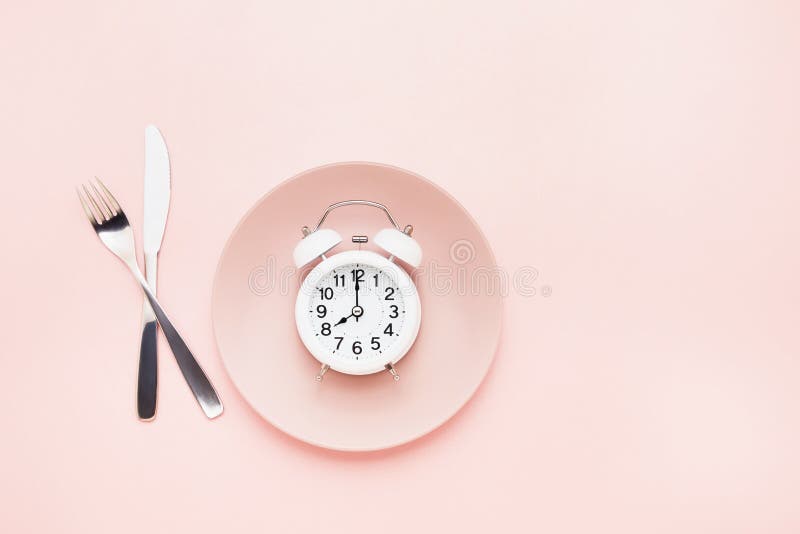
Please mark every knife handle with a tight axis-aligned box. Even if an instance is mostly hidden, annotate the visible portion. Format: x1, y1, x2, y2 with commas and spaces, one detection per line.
137, 253, 159, 421
137, 320, 158, 420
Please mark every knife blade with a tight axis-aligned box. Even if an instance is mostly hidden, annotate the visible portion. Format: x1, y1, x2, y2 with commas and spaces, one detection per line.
137, 125, 171, 420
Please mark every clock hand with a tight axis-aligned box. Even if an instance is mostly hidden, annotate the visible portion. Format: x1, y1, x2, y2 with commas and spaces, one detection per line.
334, 305, 364, 327
354, 280, 360, 321
334, 313, 353, 326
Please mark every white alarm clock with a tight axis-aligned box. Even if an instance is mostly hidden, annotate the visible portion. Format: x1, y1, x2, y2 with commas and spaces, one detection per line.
293, 200, 422, 381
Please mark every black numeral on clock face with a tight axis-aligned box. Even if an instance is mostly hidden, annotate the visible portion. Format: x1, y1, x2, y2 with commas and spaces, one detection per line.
321, 323, 331, 336
316, 305, 326, 318
385, 287, 395, 300
389, 305, 398, 318
334, 274, 345, 287
352, 341, 362, 354
371, 337, 381, 350
384, 323, 394, 336
351, 269, 364, 283
319, 287, 333, 299
335, 336, 343, 349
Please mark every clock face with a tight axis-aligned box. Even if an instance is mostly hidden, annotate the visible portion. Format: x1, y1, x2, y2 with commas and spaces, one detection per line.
295, 250, 421, 375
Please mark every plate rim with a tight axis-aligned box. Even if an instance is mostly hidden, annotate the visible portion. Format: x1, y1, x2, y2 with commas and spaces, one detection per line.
210, 160, 503, 452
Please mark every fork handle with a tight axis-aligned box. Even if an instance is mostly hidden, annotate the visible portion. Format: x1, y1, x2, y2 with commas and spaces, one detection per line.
129, 264, 224, 419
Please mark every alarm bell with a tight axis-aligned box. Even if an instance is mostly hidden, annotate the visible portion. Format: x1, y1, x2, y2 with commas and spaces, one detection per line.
293, 228, 342, 268
373, 227, 422, 268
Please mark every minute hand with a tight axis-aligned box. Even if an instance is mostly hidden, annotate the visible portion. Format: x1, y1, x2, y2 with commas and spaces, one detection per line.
355, 280, 360, 320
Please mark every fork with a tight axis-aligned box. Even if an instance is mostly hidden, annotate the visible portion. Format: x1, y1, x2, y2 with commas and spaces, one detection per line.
77, 178, 223, 419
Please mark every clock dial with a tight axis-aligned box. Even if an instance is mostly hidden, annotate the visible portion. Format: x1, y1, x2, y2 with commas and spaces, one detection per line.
307, 263, 406, 364
295, 249, 421, 375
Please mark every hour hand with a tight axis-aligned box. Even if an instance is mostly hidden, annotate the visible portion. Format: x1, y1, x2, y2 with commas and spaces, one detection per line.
334, 306, 363, 327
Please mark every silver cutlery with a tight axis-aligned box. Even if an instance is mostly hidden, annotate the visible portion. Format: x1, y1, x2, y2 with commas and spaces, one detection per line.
138, 126, 171, 420
78, 179, 223, 419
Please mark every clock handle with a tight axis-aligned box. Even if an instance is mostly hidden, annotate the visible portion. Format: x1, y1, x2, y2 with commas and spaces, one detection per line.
311, 200, 402, 232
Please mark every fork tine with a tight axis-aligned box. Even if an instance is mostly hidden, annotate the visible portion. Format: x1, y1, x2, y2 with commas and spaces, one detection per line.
82, 184, 109, 221
77, 188, 99, 224
90, 182, 115, 217
95, 177, 121, 214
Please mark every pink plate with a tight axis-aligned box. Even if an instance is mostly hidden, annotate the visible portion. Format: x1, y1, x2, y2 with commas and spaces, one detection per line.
212, 162, 502, 451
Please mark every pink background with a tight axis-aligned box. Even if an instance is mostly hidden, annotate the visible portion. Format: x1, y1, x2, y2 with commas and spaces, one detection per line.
1, 1, 799, 533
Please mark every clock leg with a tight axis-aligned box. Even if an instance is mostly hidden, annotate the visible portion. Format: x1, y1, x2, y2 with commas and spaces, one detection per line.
385, 363, 400, 381
315, 364, 330, 382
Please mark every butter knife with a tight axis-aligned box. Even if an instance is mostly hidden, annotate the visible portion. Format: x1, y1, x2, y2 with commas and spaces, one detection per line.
137, 125, 171, 420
